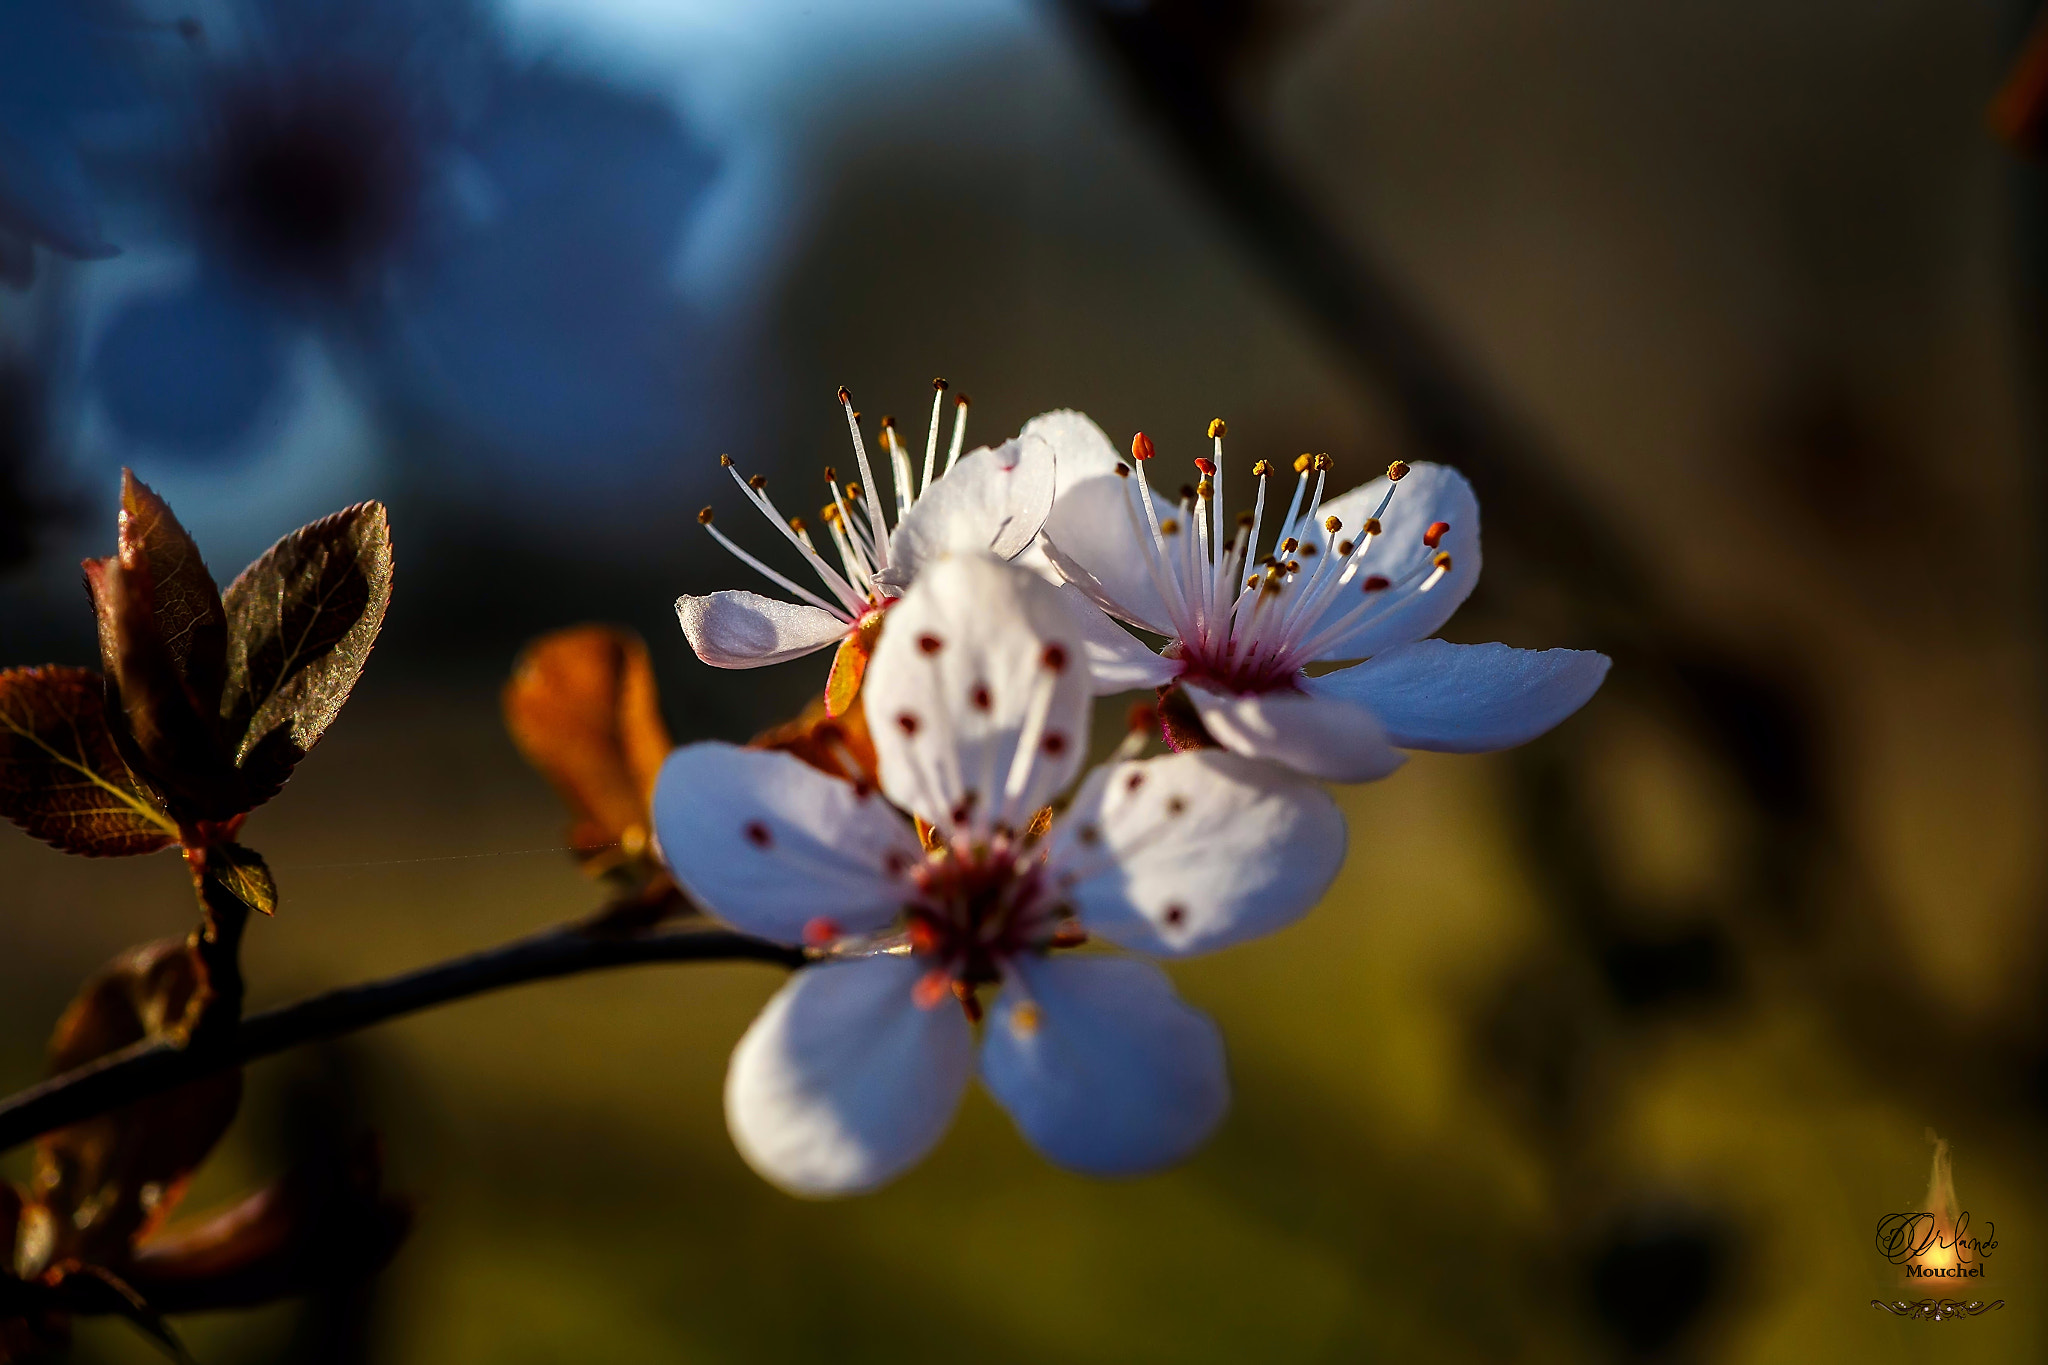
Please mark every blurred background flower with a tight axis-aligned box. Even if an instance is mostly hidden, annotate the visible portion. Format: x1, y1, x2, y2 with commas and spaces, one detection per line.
4, 0, 2048, 1362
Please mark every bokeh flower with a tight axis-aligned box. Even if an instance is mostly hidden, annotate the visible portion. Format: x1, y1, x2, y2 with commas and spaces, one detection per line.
653, 552, 1346, 1195
1035, 412, 1611, 780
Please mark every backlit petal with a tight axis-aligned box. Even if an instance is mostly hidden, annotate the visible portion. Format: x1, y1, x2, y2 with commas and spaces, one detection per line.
880, 432, 1056, 586
677, 590, 850, 668
1032, 409, 1177, 635
1297, 463, 1480, 660
981, 955, 1228, 1177
1183, 681, 1404, 783
652, 742, 921, 944
727, 957, 973, 1197
1310, 639, 1610, 752
1046, 749, 1346, 956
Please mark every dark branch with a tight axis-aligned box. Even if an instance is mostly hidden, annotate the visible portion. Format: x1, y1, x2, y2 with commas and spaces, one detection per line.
0, 922, 802, 1153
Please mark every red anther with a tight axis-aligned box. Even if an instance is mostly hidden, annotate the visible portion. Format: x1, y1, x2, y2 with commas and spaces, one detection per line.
802, 916, 842, 947
1194, 456, 1216, 476
913, 969, 952, 1010
1363, 575, 1391, 592
1050, 920, 1089, 948
1423, 521, 1450, 548
696, 506, 714, 525
908, 918, 942, 955
1131, 431, 1156, 462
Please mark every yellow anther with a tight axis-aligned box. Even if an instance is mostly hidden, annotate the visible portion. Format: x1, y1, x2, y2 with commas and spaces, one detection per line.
1293, 452, 1312, 474
1387, 460, 1410, 481
1363, 517, 1383, 536
1161, 518, 1181, 535
1207, 417, 1227, 439
696, 506, 714, 525
718, 453, 734, 468
1324, 515, 1342, 533
747, 473, 767, 491
1252, 459, 1275, 478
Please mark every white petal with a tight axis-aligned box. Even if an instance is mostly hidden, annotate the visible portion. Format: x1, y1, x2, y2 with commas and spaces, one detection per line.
865, 553, 1091, 837
981, 955, 1228, 1177
1030, 409, 1177, 635
1297, 463, 1481, 660
879, 433, 1056, 587
1183, 681, 1404, 783
1057, 581, 1178, 695
1045, 749, 1347, 956
1310, 639, 1611, 752
727, 957, 973, 1197
652, 742, 922, 944
676, 590, 848, 668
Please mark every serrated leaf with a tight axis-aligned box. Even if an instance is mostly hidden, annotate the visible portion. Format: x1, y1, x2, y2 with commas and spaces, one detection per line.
84, 552, 246, 822
115, 471, 228, 711
0, 667, 178, 857
36, 941, 242, 1268
220, 502, 392, 805
503, 626, 671, 864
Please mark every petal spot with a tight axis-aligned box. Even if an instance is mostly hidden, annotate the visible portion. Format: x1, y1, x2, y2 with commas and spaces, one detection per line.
918, 633, 944, 655
743, 821, 773, 849
1165, 796, 1187, 816
1041, 643, 1069, 673
970, 683, 992, 711
1163, 904, 1187, 927
1042, 731, 1069, 756
897, 712, 921, 736
1124, 772, 1146, 793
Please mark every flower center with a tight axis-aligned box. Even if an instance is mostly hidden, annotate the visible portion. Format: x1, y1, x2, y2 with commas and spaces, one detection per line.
898, 835, 1079, 1020
1118, 423, 1452, 694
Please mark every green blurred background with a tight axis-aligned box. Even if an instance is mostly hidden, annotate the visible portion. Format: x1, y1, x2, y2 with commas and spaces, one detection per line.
5, 0, 2047, 1360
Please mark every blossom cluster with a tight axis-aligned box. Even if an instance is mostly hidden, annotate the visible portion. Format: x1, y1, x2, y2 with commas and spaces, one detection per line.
656, 386, 1610, 1195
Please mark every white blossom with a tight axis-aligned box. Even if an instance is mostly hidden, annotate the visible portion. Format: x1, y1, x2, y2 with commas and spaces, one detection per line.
652, 553, 1346, 1195
1033, 412, 1611, 781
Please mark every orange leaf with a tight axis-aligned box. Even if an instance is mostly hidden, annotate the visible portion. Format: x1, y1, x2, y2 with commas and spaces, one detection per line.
503, 626, 672, 864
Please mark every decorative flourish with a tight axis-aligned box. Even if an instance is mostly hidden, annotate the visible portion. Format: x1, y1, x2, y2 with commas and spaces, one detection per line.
1870, 1298, 2006, 1321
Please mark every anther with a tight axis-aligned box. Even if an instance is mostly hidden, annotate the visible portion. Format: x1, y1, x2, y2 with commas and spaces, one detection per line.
1324, 515, 1342, 534
1434, 551, 1453, 568
1252, 459, 1275, 479
836, 385, 853, 405
1236, 511, 1254, 527
1178, 484, 1196, 503
1194, 456, 1216, 476
1293, 453, 1312, 474
1335, 540, 1354, 556
747, 474, 767, 491
1114, 464, 1131, 479
802, 916, 840, 947
820, 503, 841, 524
1283, 560, 1300, 574
1423, 521, 1449, 548
845, 482, 862, 501
1314, 453, 1333, 472
1161, 518, 1180, 535
913, 970, 950, 1011
1008, 1000, 1040, 1037
1051, 920, 1088, 948
1387, 460, 1410, 481
879, 414, 896, 429
956, 393, 971, 409
1041, 643, 1069, 673
1208, 417, 1227, 439
1363, 517, 1383, 536
933, 377, 949, 391
1299, 544, 1317, 557
1362, 575, 1390, 592
822, 465, 837, 482
788, 516, 806, 534
908, 919, 942, 955
718, 454, 734, 468
1131, 431, 1157, 462
1282, 537, 1299, 554
697, 506, 715, 525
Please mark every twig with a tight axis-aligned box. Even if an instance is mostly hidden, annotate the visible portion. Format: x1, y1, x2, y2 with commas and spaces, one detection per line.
0, 922, 802, 1153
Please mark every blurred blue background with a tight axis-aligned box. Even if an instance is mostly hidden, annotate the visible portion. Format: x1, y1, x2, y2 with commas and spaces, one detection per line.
4, 1, 2048, 1361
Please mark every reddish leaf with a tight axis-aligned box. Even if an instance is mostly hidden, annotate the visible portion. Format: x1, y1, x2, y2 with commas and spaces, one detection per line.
0, 667, 177, 857
34, 942, 242, 1268
84, 551, 245, 823
114, 471, 228, 711
128, 1135, 411, 1314
504, 626, 671, 866
220, 502, 393, 805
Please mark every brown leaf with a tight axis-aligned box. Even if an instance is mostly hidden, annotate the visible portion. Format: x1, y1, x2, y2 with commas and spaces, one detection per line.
84, 550, 245, 822
34, 942, 241, 1269
0, 667, 178, 857
220, 502, 393, 805
504, 626, 671, 864
114, 471, 228, 711
128, 1134, 411, 1314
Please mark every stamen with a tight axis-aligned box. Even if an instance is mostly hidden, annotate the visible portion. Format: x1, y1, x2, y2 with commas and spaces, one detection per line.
1424, 520, 1450, 548
838, 386, 893, 573
922, 379, 947, 495
881, 416, 915, 521
1420, 551, 1452, 591
945, 394, 970, 473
